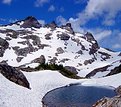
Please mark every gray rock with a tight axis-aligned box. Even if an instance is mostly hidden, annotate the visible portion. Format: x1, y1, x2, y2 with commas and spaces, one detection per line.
6, 29, 18, 38
115, 85, 121, 95
0, 37, 9, 49
21, 16, 41, 28
22, 35, 41, 47
86, 65, 110, 78
56, 47, 64, 54
85, 32, 99, 55
15, 47, 33, 56
16, 57, 23, 62
0, 37, 9, 57
106, 64, 121, 76
59, 58, 70, 63
49, 57, 57, 64
84, 32, 96, 43
118, 52, 121, 56
45, 33, 52, 40
65, 66, 78, 74
76, 50, 83, 54
0, 64, 30, 89
98, 51, 111, 61
93, 95, 121, 107
31, 55, 46, 64
84, 58, 95, 65
61, 23, 74, 34
57, 33, 70, 40
45, 21, 57, 29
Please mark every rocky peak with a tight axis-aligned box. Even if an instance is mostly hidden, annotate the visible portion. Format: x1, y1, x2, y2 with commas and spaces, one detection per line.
84, 32, 99, 54
20, 16, 41, 28
84, 32, 96, 42
45, 21, 57, 29
61, 23, 74, 34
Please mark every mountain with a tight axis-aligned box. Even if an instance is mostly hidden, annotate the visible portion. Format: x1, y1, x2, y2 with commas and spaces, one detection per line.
0, 16, 121, 78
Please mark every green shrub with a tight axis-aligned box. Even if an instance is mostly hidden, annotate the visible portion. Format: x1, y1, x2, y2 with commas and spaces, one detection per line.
35, 63, 82, 79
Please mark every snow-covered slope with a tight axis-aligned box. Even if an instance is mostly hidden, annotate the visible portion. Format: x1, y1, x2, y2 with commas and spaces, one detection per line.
0, 16, 121, 77
1, 70, 121, 107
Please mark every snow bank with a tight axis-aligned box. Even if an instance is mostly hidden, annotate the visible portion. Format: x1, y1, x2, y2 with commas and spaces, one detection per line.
0, 70, 121, 107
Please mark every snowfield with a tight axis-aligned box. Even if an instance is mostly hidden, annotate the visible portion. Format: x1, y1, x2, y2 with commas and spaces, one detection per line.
0, 70, 121, 107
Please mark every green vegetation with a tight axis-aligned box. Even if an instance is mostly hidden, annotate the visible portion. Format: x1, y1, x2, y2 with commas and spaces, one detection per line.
35, 63, 82, 79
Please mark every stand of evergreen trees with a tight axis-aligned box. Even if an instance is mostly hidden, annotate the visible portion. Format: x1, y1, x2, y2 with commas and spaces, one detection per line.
35, 63, 82, 79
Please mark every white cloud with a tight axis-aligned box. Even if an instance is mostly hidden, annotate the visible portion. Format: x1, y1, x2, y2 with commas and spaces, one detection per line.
2, 0, 12, 5
48, 5, 55, 12
112, 44, 121, 49
69, 18, 85, 33
76, 0, 121, 26
91, 29, 112, 41
9, 19, 18, 23
56, 16, 67, 25
35, 0, 49, 7
38, 19, 45, 25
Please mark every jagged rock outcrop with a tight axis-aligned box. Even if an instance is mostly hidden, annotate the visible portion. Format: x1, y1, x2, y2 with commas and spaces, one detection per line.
93, 95, 121, 107
98, 51, 111, 61
115, 85, 121, 95
84, 58, 95, 65
22, 35, 41, 47
21, 16, 41, 28
65, 66, 78, 74
56, 47, 64, 54
31, 55, 46, 64
61, 23, 74, 34
0, 37, 9, 57
45, 21, 57, 29
0, 64, 30, 89
86, 65, 111, 78
85, 32, 99, 55
106, 63, 121, 76
45, 33, 52, 40
118, 52, 121, 56
57, 33, 70, 40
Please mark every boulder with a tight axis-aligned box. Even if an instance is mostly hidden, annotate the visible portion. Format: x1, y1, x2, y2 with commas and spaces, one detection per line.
0, 64, 30, 89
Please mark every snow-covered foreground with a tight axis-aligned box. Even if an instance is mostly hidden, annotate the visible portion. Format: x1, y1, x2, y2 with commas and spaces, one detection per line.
0, 70, 121, 107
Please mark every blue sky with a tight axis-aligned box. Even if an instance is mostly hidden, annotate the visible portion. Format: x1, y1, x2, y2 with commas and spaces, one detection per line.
0, 0, 121, 51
